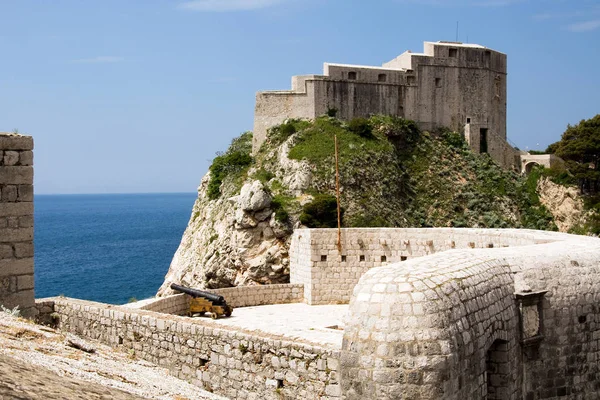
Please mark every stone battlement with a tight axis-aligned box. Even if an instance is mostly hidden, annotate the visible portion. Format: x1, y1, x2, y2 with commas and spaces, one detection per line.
0, 132, 35, 317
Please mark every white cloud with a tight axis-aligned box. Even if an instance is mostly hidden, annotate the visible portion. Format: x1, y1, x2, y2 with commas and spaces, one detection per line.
177, 0, 283, 12
72, 56, 124, 64
393, 0, 524, 6
567, 19, 600, 32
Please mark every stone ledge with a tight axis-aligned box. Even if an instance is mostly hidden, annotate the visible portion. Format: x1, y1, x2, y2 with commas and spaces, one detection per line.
0, 134, 34, 151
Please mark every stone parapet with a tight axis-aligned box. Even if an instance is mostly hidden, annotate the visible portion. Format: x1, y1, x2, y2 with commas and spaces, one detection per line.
40, 297, 341, 399
0, 132, 35, 317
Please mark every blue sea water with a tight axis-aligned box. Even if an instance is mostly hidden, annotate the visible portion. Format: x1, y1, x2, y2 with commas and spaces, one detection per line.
34, 193, 197, 305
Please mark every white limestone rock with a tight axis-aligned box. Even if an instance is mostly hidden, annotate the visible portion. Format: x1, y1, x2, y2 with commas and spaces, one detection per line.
238, 180, 271, 212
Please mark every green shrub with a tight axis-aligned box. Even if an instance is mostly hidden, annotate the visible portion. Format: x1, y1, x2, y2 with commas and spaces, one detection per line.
207, 132, 253, 200
440, 129, 467, 149
267, 119, 310, 146
271, 195, 291, 223
348, 117, 373, 139
252, 168, 275, 184
299, 194, 342, 228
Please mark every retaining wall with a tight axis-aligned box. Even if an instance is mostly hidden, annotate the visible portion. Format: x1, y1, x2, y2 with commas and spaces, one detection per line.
131, 283, 305, 314
41, 297, 341, 400
289, 228, 541, 305
0, 133, 35, 317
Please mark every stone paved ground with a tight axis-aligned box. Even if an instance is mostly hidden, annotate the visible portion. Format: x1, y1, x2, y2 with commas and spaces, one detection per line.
0, 313, 225, 400
206, 303, 348, 348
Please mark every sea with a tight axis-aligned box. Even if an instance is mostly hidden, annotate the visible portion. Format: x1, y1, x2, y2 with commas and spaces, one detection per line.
34, 193, 197, 305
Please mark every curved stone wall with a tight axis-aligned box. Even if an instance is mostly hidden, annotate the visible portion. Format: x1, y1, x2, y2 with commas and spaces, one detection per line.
339, 230, 600, 399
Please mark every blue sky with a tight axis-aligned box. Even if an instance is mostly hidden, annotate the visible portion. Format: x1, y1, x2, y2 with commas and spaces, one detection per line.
1, 0, 599, 194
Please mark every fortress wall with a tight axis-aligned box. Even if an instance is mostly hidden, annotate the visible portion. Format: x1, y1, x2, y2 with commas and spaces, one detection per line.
252, 82, 316, 153
0, 133, 36, 317
340, 232, 600, 399
131, 284, 305, 314
290, 228, 540, 305
42, 297, 341, 399
312, 80, 406, 123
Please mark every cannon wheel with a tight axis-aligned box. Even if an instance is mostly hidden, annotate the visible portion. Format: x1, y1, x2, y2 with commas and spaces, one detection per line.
225, 307, 232, 317
211, 312, 218, 320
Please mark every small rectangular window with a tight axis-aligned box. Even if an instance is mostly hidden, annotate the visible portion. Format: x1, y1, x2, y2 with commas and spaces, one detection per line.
321, 255, 327, 262
359, 255, 365, 262
449, 48, 458, 58
466, 117, 471, 124
381, 255, 387, 262
401, 256, 407, 261
480, 128, 488, 154
435, 78, 442, 88
348, 71, 357, 80
378, 73, 387, 82
341, 255, 347, 262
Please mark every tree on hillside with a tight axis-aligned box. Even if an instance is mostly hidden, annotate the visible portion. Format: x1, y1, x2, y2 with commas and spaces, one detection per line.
547, 114, 600, 194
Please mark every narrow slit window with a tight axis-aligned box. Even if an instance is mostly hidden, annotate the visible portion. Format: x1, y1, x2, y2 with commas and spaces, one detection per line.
348, 71, 357, 80
466, 117, 471, 124
435, 77, 442, 88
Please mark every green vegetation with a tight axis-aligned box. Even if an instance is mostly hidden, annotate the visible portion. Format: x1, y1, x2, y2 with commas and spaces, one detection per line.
208, 115, 581, 233
207, 132, 253, 200
299, 194, 341, 228
546, 114, 600, 194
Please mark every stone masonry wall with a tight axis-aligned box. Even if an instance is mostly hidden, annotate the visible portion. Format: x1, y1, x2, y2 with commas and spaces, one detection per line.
131, 284, 305, 314
43, 297, 341, 400
0, 133, 35, 317
290, 228, 539, 305
340, 230, 600, 399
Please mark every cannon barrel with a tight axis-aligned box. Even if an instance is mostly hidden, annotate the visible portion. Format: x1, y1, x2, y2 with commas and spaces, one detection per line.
170, 283, 226, 305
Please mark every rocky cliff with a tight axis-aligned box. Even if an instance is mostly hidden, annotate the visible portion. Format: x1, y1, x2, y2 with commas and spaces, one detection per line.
537, 176, 585, 232
158, 116, 562, 295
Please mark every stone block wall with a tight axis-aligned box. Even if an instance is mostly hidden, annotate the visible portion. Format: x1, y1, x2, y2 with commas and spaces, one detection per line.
132, 284, 305, 314
290, 228, 538, 305
340, 230, 600, 399
0, 133, 35, 317
42, 297, 341, 400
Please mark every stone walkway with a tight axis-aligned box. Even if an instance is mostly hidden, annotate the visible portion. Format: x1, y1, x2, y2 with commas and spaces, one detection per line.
207, 303, 348, 348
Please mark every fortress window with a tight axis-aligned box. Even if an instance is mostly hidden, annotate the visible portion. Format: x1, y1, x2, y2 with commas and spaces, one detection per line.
321, 255, 327, 262
359, 255, 365, 262
467, 117, 471, 124
348, 71, 357, 80
378, 73, 387, 82
435, 78, 442, 88
380, 255, 387, 262
449, 48, 458, 58
480, 128, 488, 154
401, 256, 407, 261
341, 255, 347, 262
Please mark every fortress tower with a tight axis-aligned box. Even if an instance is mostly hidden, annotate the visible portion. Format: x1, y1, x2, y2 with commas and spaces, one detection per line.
254, 41, 517, 168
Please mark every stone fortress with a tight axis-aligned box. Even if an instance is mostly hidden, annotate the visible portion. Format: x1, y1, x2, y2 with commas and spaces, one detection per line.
2, 42, 600, 399
254, 41, 560, 173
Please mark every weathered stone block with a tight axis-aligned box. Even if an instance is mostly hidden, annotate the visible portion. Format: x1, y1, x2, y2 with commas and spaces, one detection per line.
0, 202, 33, 217
17, 185, 33, 201
3, 151, 20, 166
1, 185, 18, 202
0, 166, 33, 185
17, 274, 34, 290
0, 134, 34, 151
14, 242, 33, 258
0, 258, 33, 277
0, 227, 33, 242
0, 244, 13, 259
19, 151, 33, 166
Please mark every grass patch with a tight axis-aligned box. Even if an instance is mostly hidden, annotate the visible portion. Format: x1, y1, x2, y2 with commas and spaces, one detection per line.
207, 132, 253, 200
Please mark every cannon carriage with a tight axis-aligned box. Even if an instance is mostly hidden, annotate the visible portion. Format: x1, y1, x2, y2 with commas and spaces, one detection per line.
170, 283, 233, 319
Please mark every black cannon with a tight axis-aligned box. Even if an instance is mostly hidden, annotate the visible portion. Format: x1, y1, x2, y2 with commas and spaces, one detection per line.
170, 283, 233, 319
